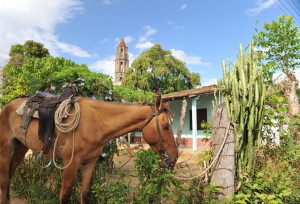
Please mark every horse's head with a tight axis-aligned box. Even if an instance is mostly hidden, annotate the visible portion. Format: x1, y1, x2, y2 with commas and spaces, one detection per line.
141, 94, 178, 168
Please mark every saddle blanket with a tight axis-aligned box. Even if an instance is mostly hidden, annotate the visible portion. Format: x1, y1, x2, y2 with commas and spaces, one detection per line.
16, 100, 39, 118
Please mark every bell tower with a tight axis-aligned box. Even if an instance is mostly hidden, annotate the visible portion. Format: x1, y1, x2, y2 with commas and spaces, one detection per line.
114, 38, 129, 84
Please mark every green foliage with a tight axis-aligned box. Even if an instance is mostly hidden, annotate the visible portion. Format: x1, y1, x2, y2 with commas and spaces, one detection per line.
234, 90, 300, 203
91, 181, 129, 204
133, 149, 224, 204
261, 89, 289, 144
11, 148, 128, 203
12, 148, 237, 203
113, 85, 155, 102
22, 40, 50, 58
218, 43, 266, 179
133, 149, 178, 203
122, 44, 201, 94
98, 140, 119, 173
234, 144, 300, 204
0, 56, 112, 106
9, 40, 49, 59
254, 15, 300, 129
253, 15, 300, 81
11, 155, 60, 203
201, 120, 212, 138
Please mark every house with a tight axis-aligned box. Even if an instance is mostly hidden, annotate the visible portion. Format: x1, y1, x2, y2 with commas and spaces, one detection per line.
130, 85, 220, 150
162, 84, 220, 150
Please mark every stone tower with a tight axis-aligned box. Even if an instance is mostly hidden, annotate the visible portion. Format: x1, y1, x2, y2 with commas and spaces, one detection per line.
114, 38, 129, 84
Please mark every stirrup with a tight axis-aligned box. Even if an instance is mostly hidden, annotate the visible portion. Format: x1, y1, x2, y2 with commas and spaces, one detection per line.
36, 150, 52, 168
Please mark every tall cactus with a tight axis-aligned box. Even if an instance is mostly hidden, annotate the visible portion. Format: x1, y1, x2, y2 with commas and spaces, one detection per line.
218, 42, 266, 179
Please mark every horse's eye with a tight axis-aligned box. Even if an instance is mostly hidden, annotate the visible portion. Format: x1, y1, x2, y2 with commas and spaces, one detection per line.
162, 123, 169, 130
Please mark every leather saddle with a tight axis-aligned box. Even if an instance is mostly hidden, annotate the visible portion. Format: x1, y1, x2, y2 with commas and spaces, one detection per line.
21, 85, 80, 153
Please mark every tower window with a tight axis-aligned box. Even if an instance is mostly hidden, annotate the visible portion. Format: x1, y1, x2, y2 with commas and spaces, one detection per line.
120, 62, 124, 72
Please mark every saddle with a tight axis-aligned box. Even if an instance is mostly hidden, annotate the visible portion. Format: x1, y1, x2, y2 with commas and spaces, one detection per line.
20, 85, 80, 154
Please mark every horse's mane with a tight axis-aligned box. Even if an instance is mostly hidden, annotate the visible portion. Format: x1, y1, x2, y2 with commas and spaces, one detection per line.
13, 95, 29, 100
81, 97, 171, 114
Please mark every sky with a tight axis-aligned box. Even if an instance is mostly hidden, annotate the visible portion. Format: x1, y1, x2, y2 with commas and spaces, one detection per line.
0, 0, 299, 86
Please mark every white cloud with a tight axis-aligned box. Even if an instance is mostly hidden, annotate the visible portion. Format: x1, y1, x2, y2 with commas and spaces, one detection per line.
167, 20, 174, 25
135, 41, 155, 50
89, 55, 115, 77
166, 20, 185, 30
180, 3, 187, 10
0, 0, 91, 66
124, 36, 134, 44
170, 49, 210, 66
100, 38, 110, 44
144, 26, 157, 36
133, 25, 157, 51
57, 42, 92, 57
246, 0, 275, 16
138, 36, 148, 42
103, 0, 113, 5
202, 78, 218, 86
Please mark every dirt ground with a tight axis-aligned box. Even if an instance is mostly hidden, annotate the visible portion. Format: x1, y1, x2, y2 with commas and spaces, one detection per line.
8, 145, 207, 203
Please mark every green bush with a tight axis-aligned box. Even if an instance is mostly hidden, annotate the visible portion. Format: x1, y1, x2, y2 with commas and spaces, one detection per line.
234, 143, 300, 204
11, 141, 126, 203
133, 149, 222, 204
133, 149, 177, 203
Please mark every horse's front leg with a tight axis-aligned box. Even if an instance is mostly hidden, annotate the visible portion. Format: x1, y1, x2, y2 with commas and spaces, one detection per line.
0, 140, 14, 204
60, 159, 80, 204
80, 158, 98, 204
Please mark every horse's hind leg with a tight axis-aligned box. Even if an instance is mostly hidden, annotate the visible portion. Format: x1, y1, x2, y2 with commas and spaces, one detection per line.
7, 140, 28, 197
80, 158, 98, 204
9, 140, 28, 176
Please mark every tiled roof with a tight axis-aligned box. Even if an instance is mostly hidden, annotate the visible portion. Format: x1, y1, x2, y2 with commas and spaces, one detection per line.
162, 84, 218, 101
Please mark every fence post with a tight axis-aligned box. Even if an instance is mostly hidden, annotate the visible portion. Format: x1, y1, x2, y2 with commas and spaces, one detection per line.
211, 103, 235, 200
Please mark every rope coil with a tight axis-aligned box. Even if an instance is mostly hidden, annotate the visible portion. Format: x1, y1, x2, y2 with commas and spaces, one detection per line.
52, 97, 81, 169
55, 97, 80, 132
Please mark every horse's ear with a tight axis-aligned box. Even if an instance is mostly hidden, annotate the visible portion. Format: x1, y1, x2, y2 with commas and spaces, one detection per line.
164, 101, 171, 108
155, 90, 162, 111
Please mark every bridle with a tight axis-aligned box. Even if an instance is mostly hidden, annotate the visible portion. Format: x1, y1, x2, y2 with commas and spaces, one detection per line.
138, 105, 169, 166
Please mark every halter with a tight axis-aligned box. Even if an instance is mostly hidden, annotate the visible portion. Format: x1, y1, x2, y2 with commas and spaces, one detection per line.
138, 105, 169, 166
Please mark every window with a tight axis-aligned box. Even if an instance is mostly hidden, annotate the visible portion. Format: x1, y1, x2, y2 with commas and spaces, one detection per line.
189, 108, 207, 130
120, 62, 124, 72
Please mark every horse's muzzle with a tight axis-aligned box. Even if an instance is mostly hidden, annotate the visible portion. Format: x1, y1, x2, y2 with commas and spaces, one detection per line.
162, 153, 178, 168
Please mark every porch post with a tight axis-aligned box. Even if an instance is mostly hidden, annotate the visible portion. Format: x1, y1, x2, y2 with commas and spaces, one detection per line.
192, 97, 199, 150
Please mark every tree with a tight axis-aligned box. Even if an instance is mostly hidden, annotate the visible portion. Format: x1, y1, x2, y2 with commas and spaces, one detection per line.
8, 40, 49, 66
122, 44, 201, 94
9, 40, 50, 58
1, 42, 112, 107
253, 15, 300, 116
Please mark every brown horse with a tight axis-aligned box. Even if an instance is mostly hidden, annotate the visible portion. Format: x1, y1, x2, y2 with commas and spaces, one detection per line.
0, 96, 178, 204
